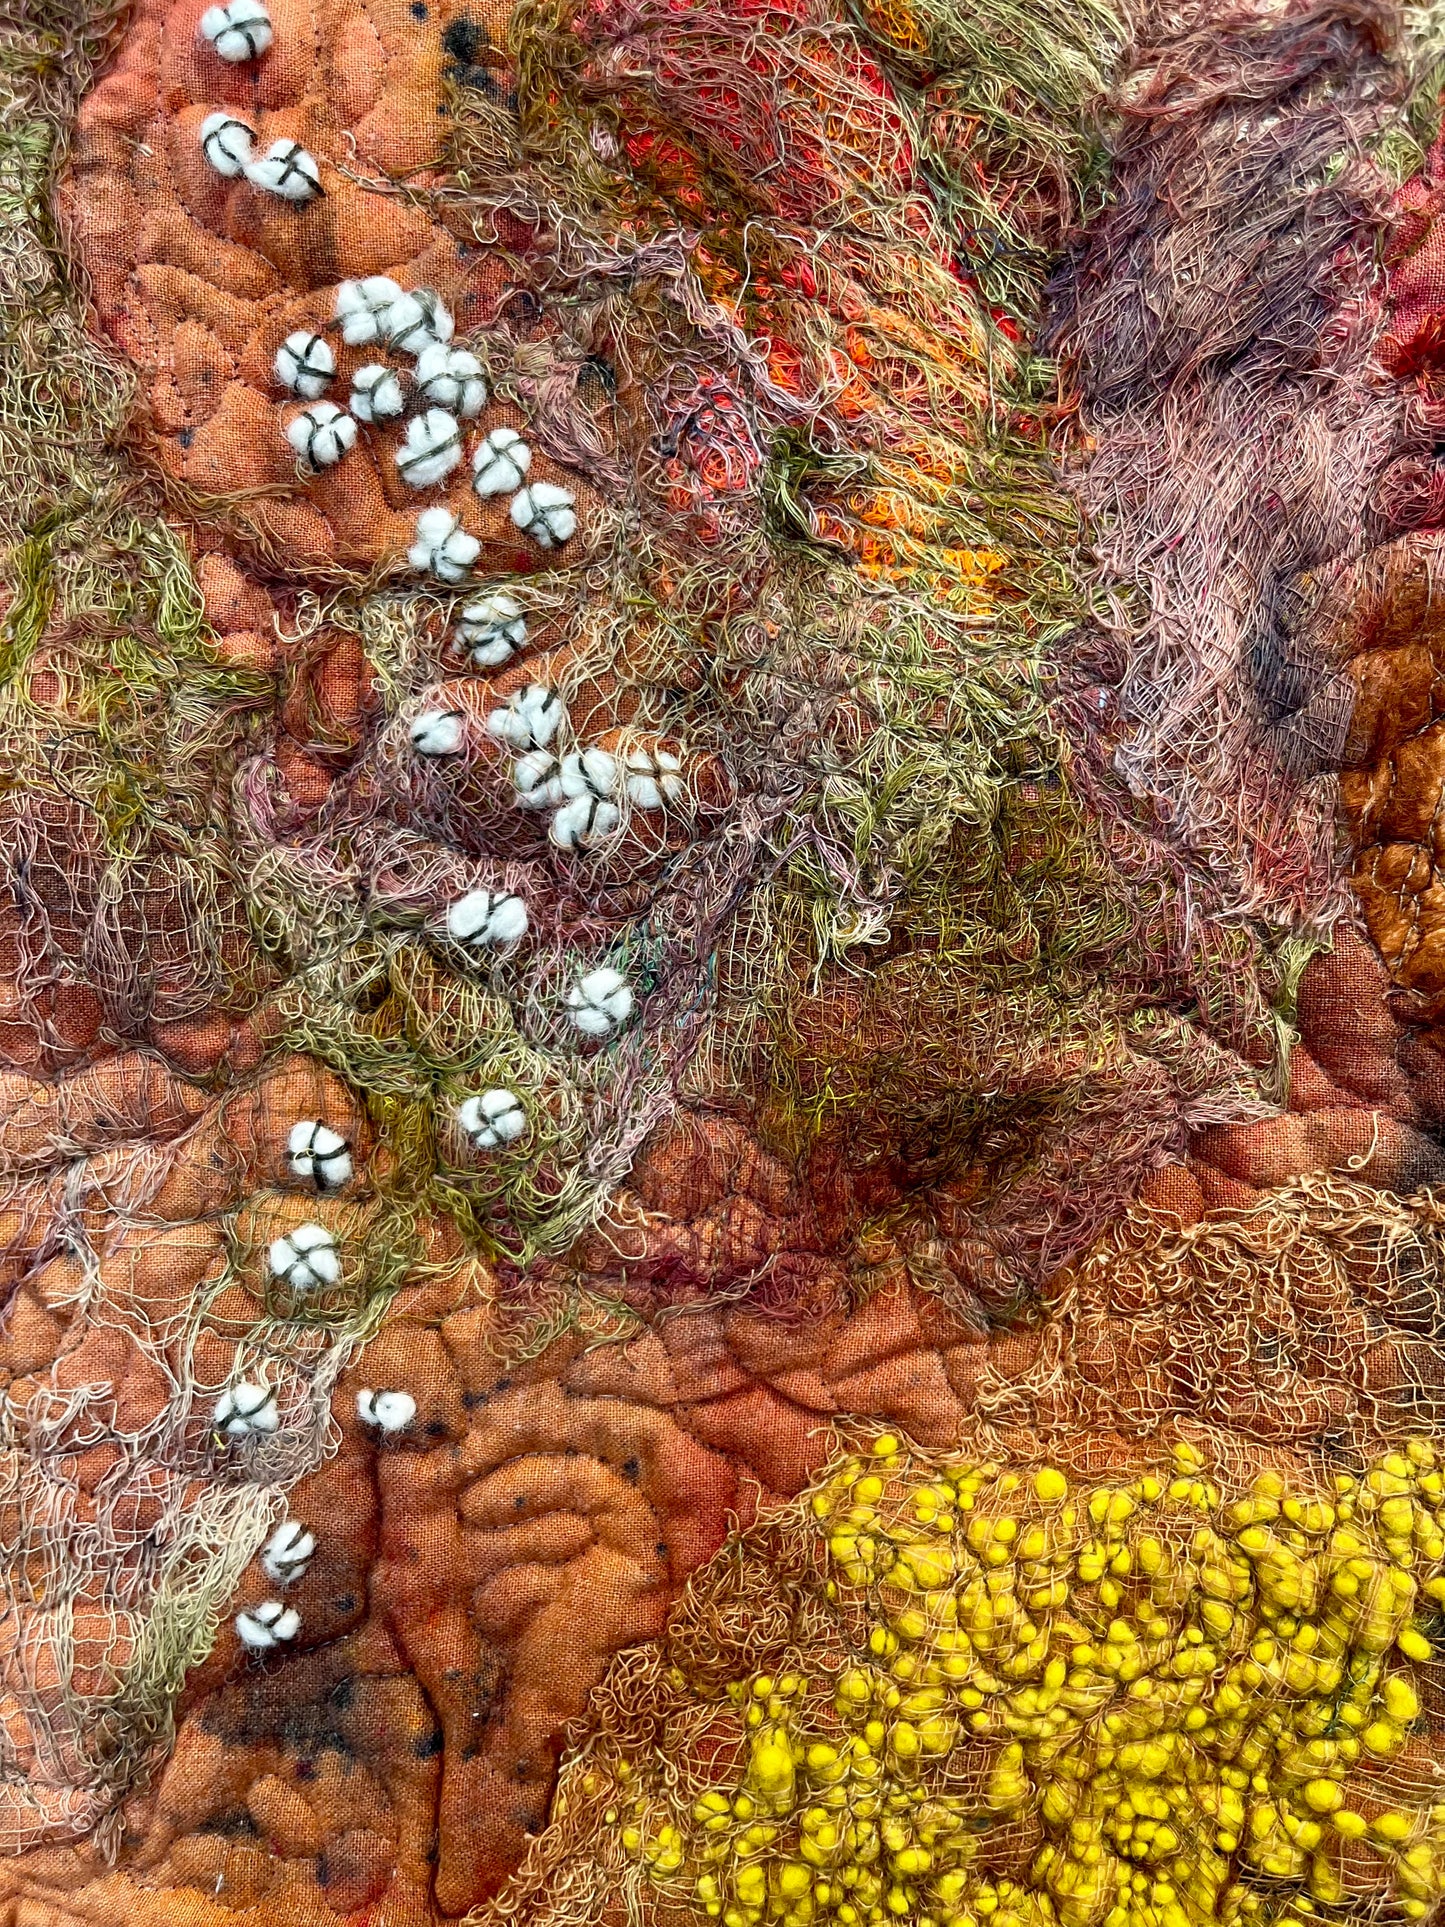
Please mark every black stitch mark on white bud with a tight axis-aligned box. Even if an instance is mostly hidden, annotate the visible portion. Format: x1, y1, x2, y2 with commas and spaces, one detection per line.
199, 112, 255, 178
285, 401, 356, 468
214, 1380, 279, 1439
410, 709, 466, 758
385, 288, 454, 356
349, 363, 406, 423
624, 746, 686, 810
396, 408, 463, 489
409, 508, 479, 582
446, 887, 529, 949
510, 481, 576, 549
268, 1222, 341, 1292
199, 0, 273, 61
236, 1599, 300, 1651
550, 793, 620, 850
566, 965, 633, 1038
472, 425, 531, 498
458, 1089, 528, 1150
486, 684, 563, 752
513, 749, 563, 810
246, 139, 323, 203
335, 276, 404, 347
261, 1519, 316, 1585
286, 1120, 353, 1191
415, 343, 486, 418
457, 589, 526, 667
274, 330, 334, 399
357, 1387, 417, 1432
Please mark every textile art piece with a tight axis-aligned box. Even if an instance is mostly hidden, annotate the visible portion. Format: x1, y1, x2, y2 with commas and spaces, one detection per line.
8, 0, 1445, 1922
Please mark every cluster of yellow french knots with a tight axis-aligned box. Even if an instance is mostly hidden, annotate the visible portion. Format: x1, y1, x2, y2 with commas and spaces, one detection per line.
611, 1435, 1445, 1927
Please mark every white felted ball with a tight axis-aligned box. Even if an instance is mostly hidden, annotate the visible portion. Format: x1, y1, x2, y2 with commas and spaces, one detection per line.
396, 408, 463, 490
199, 0, 272, 61
245, 139, 322, 203
268, 1221, 341, 1292
409, 508, 479, 583
357, 1388, 417, 1432
213, 1379, 279, 1439
261, 1519, 316, 1585
456, 590, 527, 667
457, 1088, 528, 1151
510, 480, 576, 549
486, 684, 563, 752
513, 749, 563, 810
550, 794, 620, 850
199, 112, 255, 178
414, 342, 486, 418
285, 401, 356, 468
349, 363, 406, 423
559, 747, 619, 800
236, 1599, 300, 1651
385, 288, 454, 356
273, 330, 334, 399
410, 708, 466, 758
446, 887, 529, 949
471, 425, 532, 498
334, 276, 404, 347
624, 745, 686, 809
286, 1120, 353, 1191
565, 965, 633, 1038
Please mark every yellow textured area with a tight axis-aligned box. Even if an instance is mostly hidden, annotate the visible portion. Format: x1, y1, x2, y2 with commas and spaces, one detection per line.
594, 1437, 1445, 1927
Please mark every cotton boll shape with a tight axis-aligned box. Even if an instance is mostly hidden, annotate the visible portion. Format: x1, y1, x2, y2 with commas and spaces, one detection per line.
559, 747, 620, 800
457, 590, 527, 667
410, 709, 466, 758
214, 1380, 279, 1439
550, 794, 620, 850
414, 342, 486, 418
486, 684, 563, 752
513, 749, 563, 810
199, 112, 255, 178
457, 1088, 528, 1151
261, 1519, 316, 1585
446, 887, 529, 950
246, 139, 322, 203
566, 965, 633, 1038
385, 288, 454, 356
396, 408, 463, 489
236, 1600, 300, 1652
511, 481, 576, 549
624, 745, 686, 810
357, 1388, 417, 1432
287, 1121, 353, 1191
274, 330, 334, 399
334, 276, 404, 347
199, 0, 272, 61
409, 508, 479, 583
472, 426, 531, 498
349, 363, 406, 423
285, 401, 355, 468
268, 1222, 341, 1291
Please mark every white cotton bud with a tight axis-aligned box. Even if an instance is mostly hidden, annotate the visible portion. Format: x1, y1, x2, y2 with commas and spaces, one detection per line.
471, 426, 531, 498
410, 708, 466, 758
486, 684, 563, 751
414, 342, 486, 418
396, 408, 463, 489
287, 1120, 353, 1191
349, 362, 406, 423
457, 1088, 528, 1151
446, 887, 529, 949
214, 1380, 280, 1439
199, 0, 273, 61
246, 139, 323, 203
334, 276, 404, 346
624, 746, 686, 810
385, 288, 454, 356
513, 749, 563, 809
409, 508, 479, 583
261, 1519, 316, 1585
273, 330, 334, 399
357, 1388, 417, 1432
566, 965, 633, 1038
236, 1599, 300, 1651
285, 400, 356, 468
559, 747, 619, 800
550, 794, 620, 850
510, 481, 576, 549
268, 1222, 341, 1292
199, 112, 255, 178
457, 590, 527, 667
